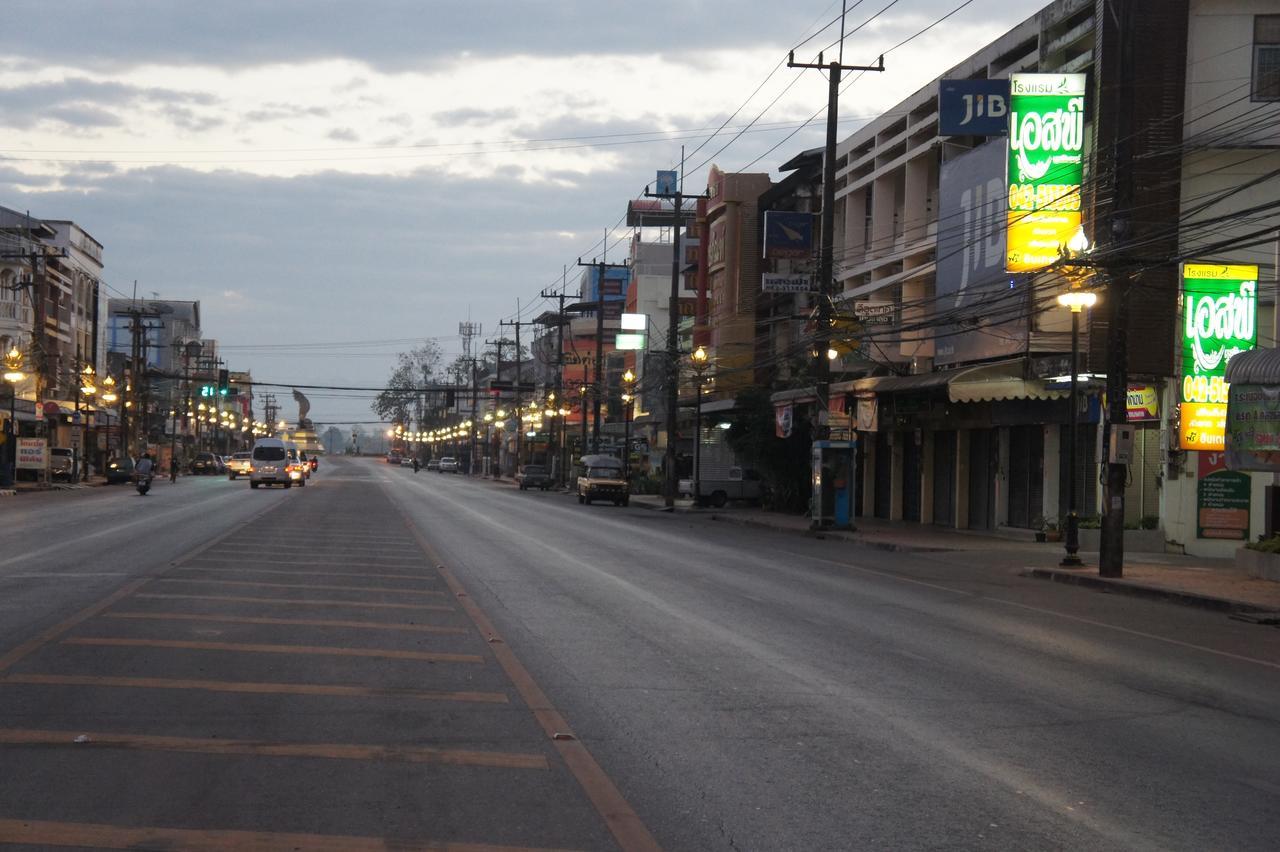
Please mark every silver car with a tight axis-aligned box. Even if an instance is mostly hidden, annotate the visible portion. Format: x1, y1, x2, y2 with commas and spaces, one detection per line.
437, 457, 459, 473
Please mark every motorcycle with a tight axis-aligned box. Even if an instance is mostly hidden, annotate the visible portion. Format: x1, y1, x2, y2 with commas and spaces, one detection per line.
135, 473, 153, 496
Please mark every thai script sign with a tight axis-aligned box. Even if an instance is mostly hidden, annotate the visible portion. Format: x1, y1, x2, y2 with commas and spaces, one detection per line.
1196, 451, 1251, 540
761, 273, 815, 293
1226, 383, 1280, 472
1005, 73, 1085, 273
1179, 263, 1258, 451
852, 300, 896, 326
763, 211, 814, 259
938, 78, 1009, 136
16, 438, 46, 470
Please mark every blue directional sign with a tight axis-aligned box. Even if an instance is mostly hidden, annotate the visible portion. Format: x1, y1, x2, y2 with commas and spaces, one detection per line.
655, 170, 678, 196
938, 78, 1010, 136
763, 211, 814, 260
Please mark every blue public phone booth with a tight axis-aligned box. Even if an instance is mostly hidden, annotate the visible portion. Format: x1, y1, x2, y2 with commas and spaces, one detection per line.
811, 439, 857, 530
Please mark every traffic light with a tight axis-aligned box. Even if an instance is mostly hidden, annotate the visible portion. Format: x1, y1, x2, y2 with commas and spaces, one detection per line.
217, 369, 229, 396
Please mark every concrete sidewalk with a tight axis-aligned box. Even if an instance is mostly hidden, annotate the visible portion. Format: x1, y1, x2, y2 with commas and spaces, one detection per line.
627, 494, 1280, 616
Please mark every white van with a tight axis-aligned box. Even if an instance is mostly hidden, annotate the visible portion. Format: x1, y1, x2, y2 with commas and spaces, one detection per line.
249, 438, 303, 489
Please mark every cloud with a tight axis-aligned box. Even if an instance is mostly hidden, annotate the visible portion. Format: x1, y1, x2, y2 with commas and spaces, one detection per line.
327, 127, 359, 142
432, 107, 517, 127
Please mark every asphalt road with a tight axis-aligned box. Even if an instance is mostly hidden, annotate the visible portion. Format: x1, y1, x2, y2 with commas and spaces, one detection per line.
1, 455, 1278, 851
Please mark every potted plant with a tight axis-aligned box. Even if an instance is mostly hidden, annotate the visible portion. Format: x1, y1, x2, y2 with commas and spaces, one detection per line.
1044, 519, 1062, 542
1032, 515, 1048, 543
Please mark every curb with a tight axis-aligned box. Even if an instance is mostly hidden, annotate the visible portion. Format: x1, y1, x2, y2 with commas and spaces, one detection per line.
701, 509, 955, 554
1022, 567, 1276, 615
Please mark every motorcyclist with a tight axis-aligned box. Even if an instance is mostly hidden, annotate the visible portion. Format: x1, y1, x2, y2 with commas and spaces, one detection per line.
169, 455, 179, 484
412, 457, 420, 473
135, 453, 154, 479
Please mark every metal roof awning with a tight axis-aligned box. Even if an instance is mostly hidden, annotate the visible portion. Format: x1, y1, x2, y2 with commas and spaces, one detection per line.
770, 386, 818, 405
948, 362, 1068, 403
843, 362, 1067, 403
1226, 347, 1280, 385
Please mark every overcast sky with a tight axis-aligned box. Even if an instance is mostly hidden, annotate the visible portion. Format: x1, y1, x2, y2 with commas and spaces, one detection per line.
0, 0, 1027, 425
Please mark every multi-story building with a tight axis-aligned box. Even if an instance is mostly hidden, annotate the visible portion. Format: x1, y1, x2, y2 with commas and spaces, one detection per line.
804, 0, 1278, 557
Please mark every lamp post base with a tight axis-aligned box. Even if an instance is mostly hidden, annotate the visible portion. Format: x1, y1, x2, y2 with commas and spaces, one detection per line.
1060, 512, 1084, 567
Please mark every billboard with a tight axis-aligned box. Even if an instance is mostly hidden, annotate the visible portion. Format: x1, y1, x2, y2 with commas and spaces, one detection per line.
1226, 383, 1280, 471
1178, 263, 1258, 451
1005, 73, 1086, 273
935, 140, 1024, 366
938, 78, 1010, 136
763, 211, 814, 259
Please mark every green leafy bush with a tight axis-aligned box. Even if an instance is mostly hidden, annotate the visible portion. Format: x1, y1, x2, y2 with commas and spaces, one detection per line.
1246, 536, 1280, 554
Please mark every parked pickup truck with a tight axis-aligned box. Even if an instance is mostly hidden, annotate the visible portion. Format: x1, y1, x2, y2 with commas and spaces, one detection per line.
679, 466, 764, 508
516, 464, 552, 490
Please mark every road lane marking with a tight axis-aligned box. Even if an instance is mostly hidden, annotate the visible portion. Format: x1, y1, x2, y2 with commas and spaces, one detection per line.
184, 557, 427, 568
0, 580, 150, 674
135, 593, 453, 611
103, 612, 468, 634
171, 566, 429, 580
0, 728, 547, 769
154, 578, 445, 596
389, 490, 662, 852
0, 818, 576, 851
1, 674, 508, 703
63, 637, 485, 664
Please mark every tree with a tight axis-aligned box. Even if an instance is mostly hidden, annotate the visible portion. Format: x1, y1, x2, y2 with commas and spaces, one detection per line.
724, 385, 813, 514
372, 342, 443, 425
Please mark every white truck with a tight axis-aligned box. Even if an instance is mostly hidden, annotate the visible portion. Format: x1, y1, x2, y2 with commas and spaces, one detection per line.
679, 442, 763, 508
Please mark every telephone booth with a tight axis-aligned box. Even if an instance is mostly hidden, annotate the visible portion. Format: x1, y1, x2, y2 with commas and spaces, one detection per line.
812, 439, 857, 530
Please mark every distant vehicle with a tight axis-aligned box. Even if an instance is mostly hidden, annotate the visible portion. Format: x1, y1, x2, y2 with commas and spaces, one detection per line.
286, 442, 308, 486
226, 452, 252, 479
400, 457, 414, 467
679, 467, 764, 508
516, 464, 552, 491
577, 454, 628, 506
190, 452, 220, 475
426, 459, 440, 471
437, 457, 459, 473
49, 447, 74, 480
249, 438, 296, 489
387, 454, 402, 465
105, 456, 135, 485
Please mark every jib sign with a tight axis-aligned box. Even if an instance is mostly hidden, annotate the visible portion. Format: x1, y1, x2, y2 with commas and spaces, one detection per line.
938, 79, 1009, 136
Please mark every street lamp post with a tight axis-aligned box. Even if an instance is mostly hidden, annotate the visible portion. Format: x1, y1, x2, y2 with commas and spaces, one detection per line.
689, 346, 709, 505
3, 346, 26, 488
621, 369, 636, 482
1058, 229, 1097, 568
76, 357, 96, 482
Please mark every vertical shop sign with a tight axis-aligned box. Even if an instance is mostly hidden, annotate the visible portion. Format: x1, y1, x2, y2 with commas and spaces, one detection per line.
1179, 263, 1258, 451
1005, 73, 1086, 273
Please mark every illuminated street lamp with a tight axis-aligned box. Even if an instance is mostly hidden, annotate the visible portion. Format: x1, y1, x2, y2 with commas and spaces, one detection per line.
75, 360, 96, 482
1057, 229, 1098, 568
621, 369, 637, 482
3, 346, 26, 488
689, 346, 711, 504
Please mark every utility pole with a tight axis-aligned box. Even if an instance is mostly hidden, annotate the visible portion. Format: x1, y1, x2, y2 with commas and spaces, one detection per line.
1097, 0, 1135, 578
541, 272, 571, 487
788, 47, 885, 438
500, 310, 534, 474
577, 252, 629, 452
459, 321, 481, 474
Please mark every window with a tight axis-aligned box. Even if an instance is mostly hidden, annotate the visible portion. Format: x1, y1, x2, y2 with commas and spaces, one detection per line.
1254, 15, 1280, 101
